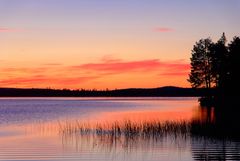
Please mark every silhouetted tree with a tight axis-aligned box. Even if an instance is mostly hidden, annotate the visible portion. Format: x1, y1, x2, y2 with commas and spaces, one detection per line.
189, 34, 240, 105
210, 33, 228, 88
227, 36, 240, 94
188, 38, 214, 88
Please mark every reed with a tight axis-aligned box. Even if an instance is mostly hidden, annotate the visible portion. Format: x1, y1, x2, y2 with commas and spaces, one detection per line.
59, 120, 191, 138
59, 119, 240, 151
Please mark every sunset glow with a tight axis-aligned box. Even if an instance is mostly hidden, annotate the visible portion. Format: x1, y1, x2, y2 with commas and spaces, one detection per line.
1, 0, 239, 89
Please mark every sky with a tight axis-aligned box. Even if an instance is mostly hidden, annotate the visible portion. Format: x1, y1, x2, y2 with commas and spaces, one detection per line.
0, 0, 240, 89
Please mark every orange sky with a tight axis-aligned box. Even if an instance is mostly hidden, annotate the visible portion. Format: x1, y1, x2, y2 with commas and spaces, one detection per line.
0, 1, 239, 89
0, 57, 190, 89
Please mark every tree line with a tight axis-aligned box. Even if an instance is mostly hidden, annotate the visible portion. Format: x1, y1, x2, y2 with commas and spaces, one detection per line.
188, 33, 240, 100
0, 87, 207, 97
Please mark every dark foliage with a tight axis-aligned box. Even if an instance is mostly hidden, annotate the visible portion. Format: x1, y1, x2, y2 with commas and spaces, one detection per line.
189, 33, 240, 105
188, 38, 214, 88
0, 86, 211, 97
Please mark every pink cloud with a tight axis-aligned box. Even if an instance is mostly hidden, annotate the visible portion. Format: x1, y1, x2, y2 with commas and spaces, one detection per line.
72, 59, 161, 72
0, 27, 23, 33
155, 27, 174, 32
0, 57, 190, 88
100, 55, 122, 63
71, 58, 189, 76
0, 75, 97, 86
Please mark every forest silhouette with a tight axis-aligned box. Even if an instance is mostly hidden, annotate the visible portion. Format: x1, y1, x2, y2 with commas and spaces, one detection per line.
188, 33, 240, 107
188, 34, 240, 160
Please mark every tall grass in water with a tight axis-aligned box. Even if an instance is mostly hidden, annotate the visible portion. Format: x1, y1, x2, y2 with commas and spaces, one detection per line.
59, 120, 191, 150
59, 119, 240, 151
59, 120, 191, 138
59, 119, 240, 139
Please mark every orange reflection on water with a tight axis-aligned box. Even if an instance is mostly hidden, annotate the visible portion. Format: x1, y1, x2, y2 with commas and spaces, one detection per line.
92, 107, 195, 124
0, 98, 212, 161
193, 106, 215, 123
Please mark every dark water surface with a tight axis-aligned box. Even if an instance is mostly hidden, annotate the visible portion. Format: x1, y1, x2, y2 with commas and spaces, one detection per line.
0, 97, 239, 161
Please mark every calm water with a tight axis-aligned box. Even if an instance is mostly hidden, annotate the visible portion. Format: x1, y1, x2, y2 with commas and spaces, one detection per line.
0, 97, 239, 161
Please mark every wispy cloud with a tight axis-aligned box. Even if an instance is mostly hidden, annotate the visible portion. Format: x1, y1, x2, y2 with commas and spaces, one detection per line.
1, 58, 189, 77
0, 57, 189, 88
154, 27, 174, 32
0, 27, 23, 33
71, 58, 189, 76
0, 75, 97, 86
73, 59, 161, 73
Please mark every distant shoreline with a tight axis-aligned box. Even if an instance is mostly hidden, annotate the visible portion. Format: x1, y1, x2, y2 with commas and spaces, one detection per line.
0, 86, 211, 97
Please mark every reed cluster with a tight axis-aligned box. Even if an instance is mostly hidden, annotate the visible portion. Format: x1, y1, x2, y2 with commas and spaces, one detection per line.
58, 120, 191, 138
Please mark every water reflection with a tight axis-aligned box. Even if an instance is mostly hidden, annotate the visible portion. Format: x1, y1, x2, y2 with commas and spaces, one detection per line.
61, 132, 190, 155
1, 98, 240, 161
191, 101, 240, 161
194, 107, 215, 123
58, 104, 240, 161
191, 138, 240, 161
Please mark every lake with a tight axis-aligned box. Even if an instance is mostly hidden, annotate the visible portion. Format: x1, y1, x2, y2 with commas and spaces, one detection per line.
0, 97, 239, 161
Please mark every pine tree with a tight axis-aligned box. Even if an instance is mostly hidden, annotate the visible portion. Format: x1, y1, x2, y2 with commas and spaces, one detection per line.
210, 33, 228, 88
228, 36, 240, 93
188, 38, 214, 88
